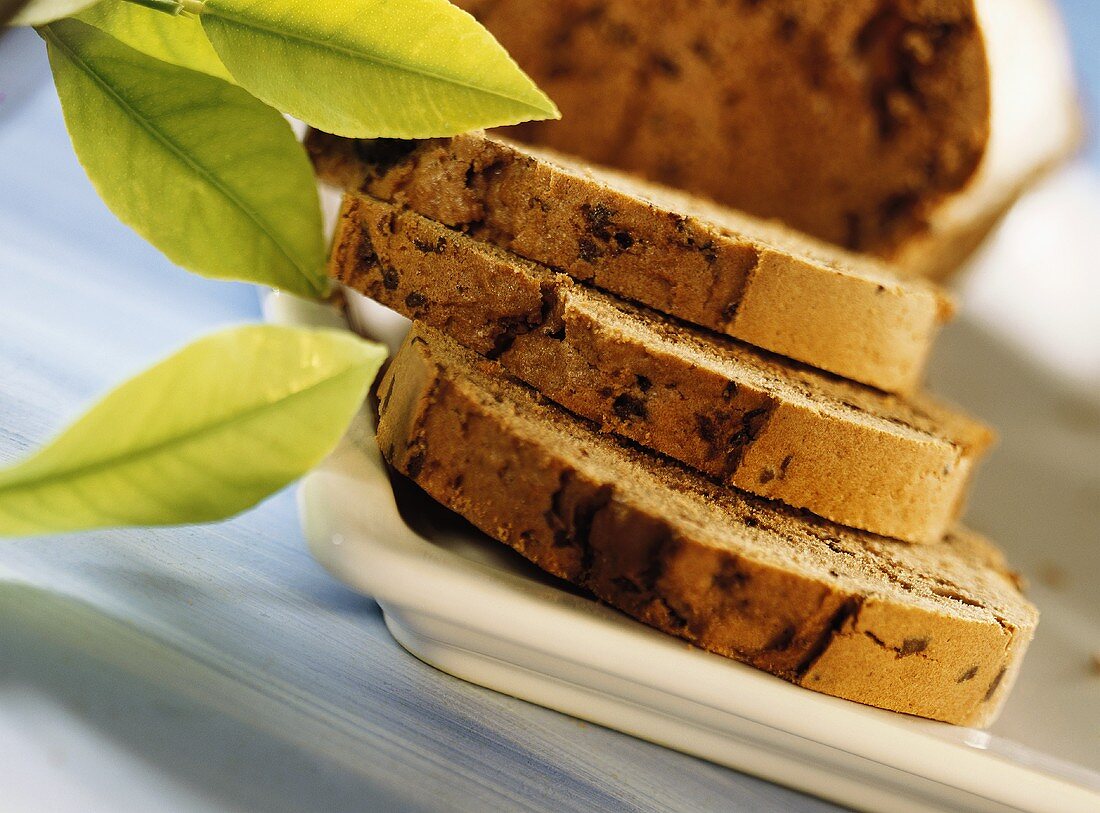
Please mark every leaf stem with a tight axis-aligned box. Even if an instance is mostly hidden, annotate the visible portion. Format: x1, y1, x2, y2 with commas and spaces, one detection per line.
120, 0, 184, 15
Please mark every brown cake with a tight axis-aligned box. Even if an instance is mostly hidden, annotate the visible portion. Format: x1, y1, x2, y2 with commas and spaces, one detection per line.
449, 0, 1080, 279
377, 325, 1037, 727
333, 193, 994, 544
454, 0, 990, 258
309, 130, 950, 393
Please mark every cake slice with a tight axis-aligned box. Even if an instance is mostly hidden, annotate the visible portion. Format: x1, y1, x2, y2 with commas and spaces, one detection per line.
452, 0, 1081, 280
333, 193, 993, 544
308, 129, 950, 394
377, 325, 1037, 726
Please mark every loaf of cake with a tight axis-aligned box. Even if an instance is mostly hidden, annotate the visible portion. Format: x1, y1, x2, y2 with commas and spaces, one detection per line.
450, 0, 1080, 280
308, 0, 1058, 725
332, 193, 993, 544
377, 325, 1036, 727
308, 130, 950, 394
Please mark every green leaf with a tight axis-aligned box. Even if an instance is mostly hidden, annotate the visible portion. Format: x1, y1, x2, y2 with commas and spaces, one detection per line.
42, 18, 327, 298
0, 325, 386, 536
11, 0, 100, 26
74, 0, 233, 81
198, 0, 559, 138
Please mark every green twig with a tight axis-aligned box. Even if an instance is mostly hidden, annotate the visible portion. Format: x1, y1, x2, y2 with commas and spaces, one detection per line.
120, 0, 184, 15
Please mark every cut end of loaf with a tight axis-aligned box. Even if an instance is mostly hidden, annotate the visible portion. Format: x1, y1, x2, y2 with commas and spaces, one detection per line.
452, 0, 991, 258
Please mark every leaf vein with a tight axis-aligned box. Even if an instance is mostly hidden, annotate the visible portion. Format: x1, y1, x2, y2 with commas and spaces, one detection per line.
43, 24, 323, 297
203, 7, 552, 114
0, 365, 365, 499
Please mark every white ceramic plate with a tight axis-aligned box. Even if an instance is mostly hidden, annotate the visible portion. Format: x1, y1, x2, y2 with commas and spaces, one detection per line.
293, 401, 1098, 813
267, 166, 1100, 812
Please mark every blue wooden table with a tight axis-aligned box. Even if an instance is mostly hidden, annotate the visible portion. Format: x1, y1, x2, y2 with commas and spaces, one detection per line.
1, 5, 1097, 808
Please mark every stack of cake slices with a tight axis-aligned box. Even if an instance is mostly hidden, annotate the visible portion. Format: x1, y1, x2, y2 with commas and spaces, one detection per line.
308, 130, 1037, 728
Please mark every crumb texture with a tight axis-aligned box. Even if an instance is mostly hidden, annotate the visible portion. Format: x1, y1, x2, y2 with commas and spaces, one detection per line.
333, 194, 992, 543
307, 129, 951, 394
376, 326, 1036, 727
